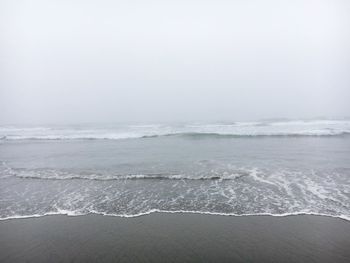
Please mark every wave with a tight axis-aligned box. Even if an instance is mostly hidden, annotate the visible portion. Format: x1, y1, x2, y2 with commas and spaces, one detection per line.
1, 209, 349, 222
0, 160, 252, 181
1, 161, 349, 223
143, 131, 350, 139
1, 131, 350, 141
3, 171, 248, 181
1, 120, 350, 141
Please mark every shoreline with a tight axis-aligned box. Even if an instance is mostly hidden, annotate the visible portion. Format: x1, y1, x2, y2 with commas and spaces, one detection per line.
1, 213, 349, 262
1, 210, 350, 222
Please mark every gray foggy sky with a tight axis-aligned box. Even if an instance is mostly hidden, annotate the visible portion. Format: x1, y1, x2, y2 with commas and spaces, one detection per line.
1, 0, 349, 124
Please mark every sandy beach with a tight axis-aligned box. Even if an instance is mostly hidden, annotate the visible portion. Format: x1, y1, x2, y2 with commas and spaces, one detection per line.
0, 213, 349, 262
2, 0, 350, 261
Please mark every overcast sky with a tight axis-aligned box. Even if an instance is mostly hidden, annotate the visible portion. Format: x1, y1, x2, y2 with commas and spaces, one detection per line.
1, 0, 349, 124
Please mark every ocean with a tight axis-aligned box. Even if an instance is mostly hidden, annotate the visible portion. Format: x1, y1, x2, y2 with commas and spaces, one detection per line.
0, 120, 350, 220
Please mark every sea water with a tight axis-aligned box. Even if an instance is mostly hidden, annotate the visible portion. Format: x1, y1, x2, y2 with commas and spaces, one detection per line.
0, 120, 349, 220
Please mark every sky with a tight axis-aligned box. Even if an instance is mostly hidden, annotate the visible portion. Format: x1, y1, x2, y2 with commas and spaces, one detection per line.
0, 0, 349, 124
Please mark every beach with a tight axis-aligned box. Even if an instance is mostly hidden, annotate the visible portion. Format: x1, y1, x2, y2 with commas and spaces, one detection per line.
1, 122, 350, 262
0, 213, 349, 262
2, 0, 350, 261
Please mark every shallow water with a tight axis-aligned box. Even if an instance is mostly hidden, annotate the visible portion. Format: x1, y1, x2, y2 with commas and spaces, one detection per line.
0, 120, 350, 220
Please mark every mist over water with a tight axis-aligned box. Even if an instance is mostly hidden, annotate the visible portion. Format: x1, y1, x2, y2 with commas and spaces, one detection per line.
1, 0, 350, 124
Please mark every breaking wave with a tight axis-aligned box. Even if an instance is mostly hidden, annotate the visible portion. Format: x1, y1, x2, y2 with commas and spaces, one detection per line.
1, 163, 349, 222
1, 131, 350, 141
143, 131, 350, 139
1, 120, 350, 141
0, 164, 249, 181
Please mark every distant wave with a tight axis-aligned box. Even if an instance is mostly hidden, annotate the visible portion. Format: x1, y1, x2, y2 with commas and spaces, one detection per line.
1, 120, 350, 140
1, 131, 350, 141
0, 135, 143, 141
143, 131, 350, 139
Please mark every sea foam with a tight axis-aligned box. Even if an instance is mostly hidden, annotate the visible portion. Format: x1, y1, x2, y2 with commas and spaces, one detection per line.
1, 120, 350, 140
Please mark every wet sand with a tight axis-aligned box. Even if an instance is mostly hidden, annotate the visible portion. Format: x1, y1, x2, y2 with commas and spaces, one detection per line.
0, 214, 349, 262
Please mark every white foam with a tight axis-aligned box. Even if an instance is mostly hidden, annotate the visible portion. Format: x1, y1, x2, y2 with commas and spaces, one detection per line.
1, 120, 350, 140
1, 209, 349, 222
1, 162, 349, 224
